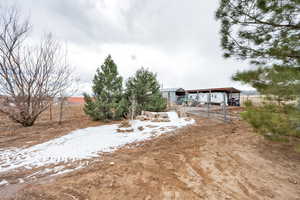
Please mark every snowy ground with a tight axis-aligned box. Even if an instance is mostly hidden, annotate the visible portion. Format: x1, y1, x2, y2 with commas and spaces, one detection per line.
0, 112, 194, 183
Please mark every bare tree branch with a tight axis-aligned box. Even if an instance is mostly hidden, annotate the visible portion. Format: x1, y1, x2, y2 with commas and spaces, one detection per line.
0, 7, 75, 127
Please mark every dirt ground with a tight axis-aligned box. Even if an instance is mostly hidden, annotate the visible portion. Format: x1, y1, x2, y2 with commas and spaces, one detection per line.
2, 113, 299, 200
0, 104, 117, 149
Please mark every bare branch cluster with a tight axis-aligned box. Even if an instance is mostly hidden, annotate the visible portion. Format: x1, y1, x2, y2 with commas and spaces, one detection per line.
0, 7, 74, 126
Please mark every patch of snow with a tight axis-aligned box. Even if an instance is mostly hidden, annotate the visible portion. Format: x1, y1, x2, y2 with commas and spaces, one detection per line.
18, 178, 24, 183
51, 165, 85, 176
0, 112, 194, 174
0, 179, 8, 186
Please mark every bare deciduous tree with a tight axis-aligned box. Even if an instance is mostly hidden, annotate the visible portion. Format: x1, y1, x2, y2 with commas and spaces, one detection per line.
0, 7, 74, 127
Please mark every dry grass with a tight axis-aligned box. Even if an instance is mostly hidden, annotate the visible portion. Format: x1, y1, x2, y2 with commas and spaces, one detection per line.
0, 104, 120, 148
240, 95, 264, 106
240, 95, 298, 106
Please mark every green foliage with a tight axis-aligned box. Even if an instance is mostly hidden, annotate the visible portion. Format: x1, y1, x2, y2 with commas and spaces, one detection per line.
144, 93, 167, 112
125, 67, 166, 114
83, 93, 97, 120
216, 0, 300, 148
114, 97, 129, 119
216, 0, 300, 65
233, 65, 300, 102
83, 55, 127, 121
241, 102, 300, 141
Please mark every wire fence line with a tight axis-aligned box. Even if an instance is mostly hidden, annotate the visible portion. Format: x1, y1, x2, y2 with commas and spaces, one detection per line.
179, 96, 240, 123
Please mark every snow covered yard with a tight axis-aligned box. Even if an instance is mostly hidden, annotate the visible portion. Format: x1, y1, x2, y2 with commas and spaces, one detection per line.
0, 111, 194, 185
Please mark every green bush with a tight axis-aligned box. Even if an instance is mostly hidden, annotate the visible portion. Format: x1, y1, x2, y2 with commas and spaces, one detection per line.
241, 101, 300, 142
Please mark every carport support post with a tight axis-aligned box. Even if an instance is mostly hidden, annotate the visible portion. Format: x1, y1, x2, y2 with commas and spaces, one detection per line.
223, 92, 228, 122
207, 90, 211, 117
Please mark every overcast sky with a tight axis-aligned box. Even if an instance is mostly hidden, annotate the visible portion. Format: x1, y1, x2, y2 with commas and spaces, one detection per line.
2, 0, 253, 95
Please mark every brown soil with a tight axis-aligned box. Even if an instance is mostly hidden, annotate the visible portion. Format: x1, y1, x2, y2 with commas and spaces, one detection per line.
0, 104, 119, 149
4, 116, 300, 200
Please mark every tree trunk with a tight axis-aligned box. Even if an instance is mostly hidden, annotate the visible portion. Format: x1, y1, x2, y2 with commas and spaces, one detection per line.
49, 104, 52, 120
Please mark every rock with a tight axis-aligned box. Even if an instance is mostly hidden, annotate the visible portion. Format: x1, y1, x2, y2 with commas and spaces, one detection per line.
288, 177, 298, 184
151, 118, 170, 123
119, 120, 131, 128
136, 115, 143, 120
136, 115, 149, 121
138, 126, 144, 131
153, 112, 169, 119
143, 111, 155, 118
159, 113, 169, 119
116, 128, 134, 133
110, 162, 115, 166
146, 125, 158, 128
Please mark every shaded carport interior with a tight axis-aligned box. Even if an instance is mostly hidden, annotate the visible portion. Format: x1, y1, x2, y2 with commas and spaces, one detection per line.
185, 87, 241, 106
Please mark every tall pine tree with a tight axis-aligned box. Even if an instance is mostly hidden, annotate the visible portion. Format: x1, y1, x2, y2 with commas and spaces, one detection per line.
216, 0, 300, 146
84, 55, 126, 121
125, 67, 166, 115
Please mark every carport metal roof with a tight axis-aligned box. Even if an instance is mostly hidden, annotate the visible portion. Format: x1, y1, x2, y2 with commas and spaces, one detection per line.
186, 87, 241, 94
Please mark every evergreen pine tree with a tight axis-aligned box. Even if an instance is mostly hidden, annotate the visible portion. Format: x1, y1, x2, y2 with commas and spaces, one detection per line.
83, 55, 126, 121
216, 0, 300, 146
125, 67, 166, 115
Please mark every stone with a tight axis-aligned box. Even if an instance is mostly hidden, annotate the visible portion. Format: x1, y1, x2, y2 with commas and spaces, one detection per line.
116, 128, 134, 133
136, 115, 149, 121
288, 177, 298, 184
151, 118, 170, 123
143, 111, 155, 118
157, 113, 169, 119
119, 120, 131, 128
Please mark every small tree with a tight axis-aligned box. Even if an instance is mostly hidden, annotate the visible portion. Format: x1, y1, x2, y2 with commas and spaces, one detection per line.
83, 55, 126, 121
0, 7, 74, 127
125, 67, 166, 116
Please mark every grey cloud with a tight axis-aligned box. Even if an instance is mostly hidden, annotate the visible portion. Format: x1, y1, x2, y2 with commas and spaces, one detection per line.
1, 0, 253, 91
